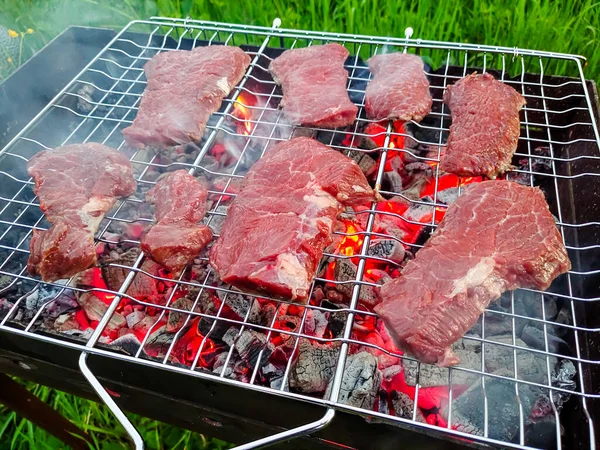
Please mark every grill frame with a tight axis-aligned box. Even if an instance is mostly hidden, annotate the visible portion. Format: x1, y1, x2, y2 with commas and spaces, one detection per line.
0, 17, 598, 450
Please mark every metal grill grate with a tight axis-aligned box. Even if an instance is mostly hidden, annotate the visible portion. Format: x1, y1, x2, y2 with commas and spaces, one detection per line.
0, 17, 598, 450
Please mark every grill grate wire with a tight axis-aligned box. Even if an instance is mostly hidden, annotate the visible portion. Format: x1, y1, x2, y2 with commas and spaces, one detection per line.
0, 17, 598, 450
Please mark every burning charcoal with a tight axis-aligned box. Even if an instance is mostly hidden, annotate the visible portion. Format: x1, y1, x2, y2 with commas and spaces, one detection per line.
485, 335, 554, 385
553, 308, 571, 338
325, 352, 382, 410
233, 329, 274, 367
436, 187, 460, 205
270, 376, 288, 391
443, 371, 538, 442
404, 202, 434, 223
382, 171, 404, 194
144, 325, 174, 359
109, 333, 143, 356
469, 300, 529, 338
196, 293, 229, 340
400, 174, 432, 201
0, 299, 14, 318
221, 327, 239, 347
45, 292, 79, 319
377, 389, 390, 415
322, 302, 347, 338
553, 359, 576, 392
54, 312, 86, 333
382, 364, 402, 382
521, 325, 568, 354
305, 309, 329, 338
312, 286, 325, 303
290, 340, 341, 393
367, 239, 405, 264
218, 290, 261, 324
76, 84, 95, 113
523, 294, 558, 322
347, 150, 377, 177
167, 295, 198, 332
262, 362, 283, 377
326, 289, 344, 303
275, 315, 302, 348
101, 248, 142, 292
77, 292, 126, 332
259, 302, 278, 327
126, 310, 146, 329
403, 339, 481, 388
25, 285, 64, 316
132, 315, 159, 337
206, 205, 228, 234
334, 259, 380, 307
212, 352, 235, 378
448, 411, 482, 436
391, 391, 426, 422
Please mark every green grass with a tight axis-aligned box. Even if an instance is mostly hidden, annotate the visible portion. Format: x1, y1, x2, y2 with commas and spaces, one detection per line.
0, 378, 232, 449
0, 0, 599, 80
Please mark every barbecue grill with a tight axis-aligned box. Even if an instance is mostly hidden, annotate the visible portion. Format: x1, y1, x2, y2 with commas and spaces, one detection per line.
0, 17, 598, 450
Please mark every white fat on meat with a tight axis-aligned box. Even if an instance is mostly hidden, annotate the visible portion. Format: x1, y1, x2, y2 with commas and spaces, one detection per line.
449, 257, 496, 298
217, 77, 231, 94
303, 191, 338, 209
79, 197, 115, 232
275, 253, 309, 300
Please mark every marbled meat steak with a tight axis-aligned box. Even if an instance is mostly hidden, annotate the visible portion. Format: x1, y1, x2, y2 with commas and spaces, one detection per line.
210, 137, 376, 302
141, 170, 212, 276
374, 181, 570, 366
123, 45, 250, 148
365, 53, 432, 122
27, 143, 137, 282
269, 44, 358, 128
440, 73, 526, 178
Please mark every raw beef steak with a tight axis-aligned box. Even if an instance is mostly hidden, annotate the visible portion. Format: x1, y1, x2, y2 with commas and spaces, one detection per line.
210, 137, 376, 302
365, 53, 432, 122
440, 73, 526, 178
123, 45, 250, 148
28, 143, 137, 282
269, 44, 358, 128
374, 181, 570, 366
141, 170, 213, 276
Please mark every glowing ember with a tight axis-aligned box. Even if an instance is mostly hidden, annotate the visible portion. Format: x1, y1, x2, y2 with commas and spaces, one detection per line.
324, 220, 365, 283
179, 318, 222, 367
86, 268, 115, 305
338, 221, 364, 257
421, 174, 484, 199
233, 91, 256, 136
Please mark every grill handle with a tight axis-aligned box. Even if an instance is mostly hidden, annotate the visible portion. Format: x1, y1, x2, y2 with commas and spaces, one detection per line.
79, 350, 334, 449
78, 352, 145, 449
230, 409, 335, 450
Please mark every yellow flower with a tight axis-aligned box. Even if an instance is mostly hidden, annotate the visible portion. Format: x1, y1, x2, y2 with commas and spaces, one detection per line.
27, 28, 34, 34
7, 57, 12, 63
7, 29, 18, 38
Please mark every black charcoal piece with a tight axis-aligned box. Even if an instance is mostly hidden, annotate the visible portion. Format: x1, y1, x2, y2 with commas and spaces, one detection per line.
109, 333, 143, 356
290, 340, 340, 393
403, 339, 481, 388
391, 391, 426, 422
334, 258, 380, 306
367, 239, 405, 264
325, 351, 382, 410
234, 329, 274, 368
444, 371, 538, 442
167, 295, 196, 332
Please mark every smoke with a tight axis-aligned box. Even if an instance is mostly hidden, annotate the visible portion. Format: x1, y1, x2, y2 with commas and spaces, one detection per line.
0, 0, 158, 77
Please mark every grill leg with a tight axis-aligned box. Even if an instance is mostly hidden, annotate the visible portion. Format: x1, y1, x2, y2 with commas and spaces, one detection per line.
0, 374, 92, 450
